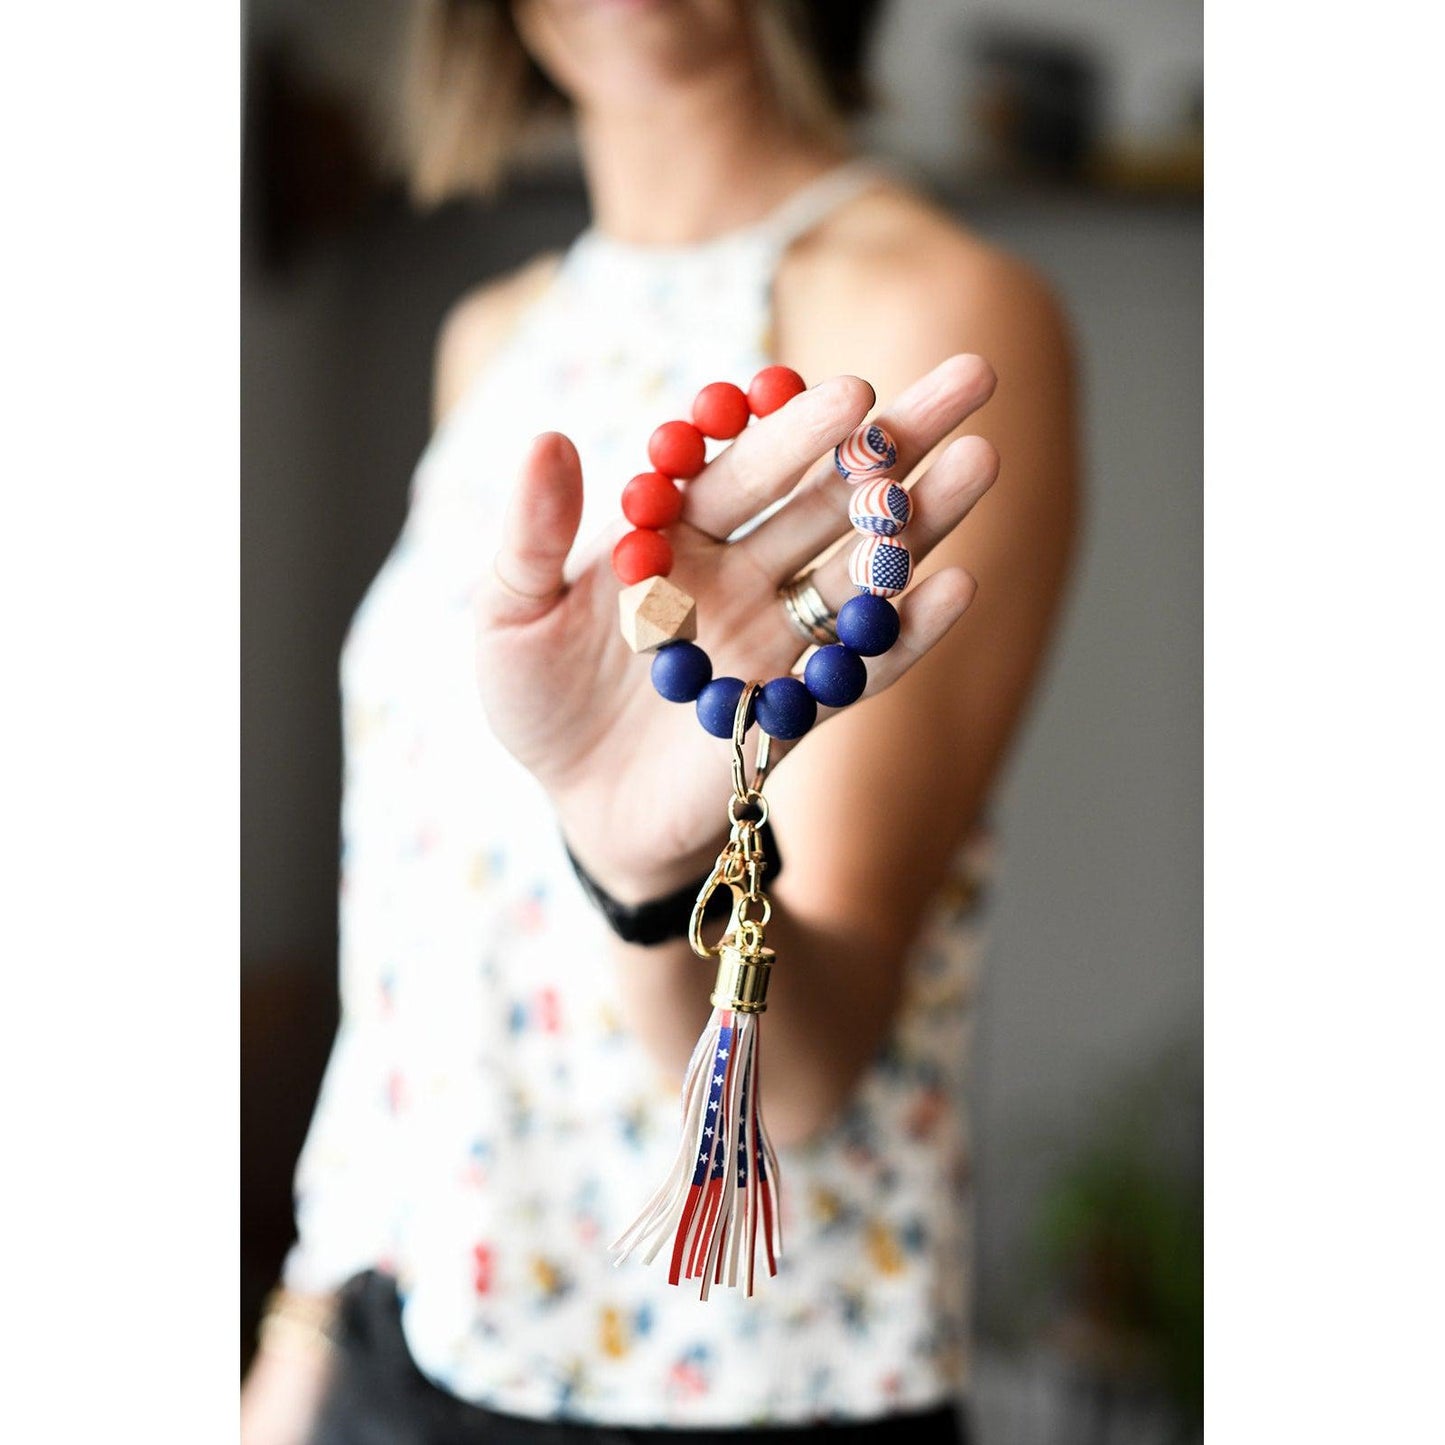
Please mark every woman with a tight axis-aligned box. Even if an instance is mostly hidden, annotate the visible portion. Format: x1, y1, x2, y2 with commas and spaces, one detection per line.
242, 1, 1077, 1441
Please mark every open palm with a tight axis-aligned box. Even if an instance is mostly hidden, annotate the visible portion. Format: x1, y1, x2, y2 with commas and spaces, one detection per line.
475, 356, 1000, 902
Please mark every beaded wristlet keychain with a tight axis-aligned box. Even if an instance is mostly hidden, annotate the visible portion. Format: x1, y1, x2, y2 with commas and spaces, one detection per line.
606, 367, 912, 1298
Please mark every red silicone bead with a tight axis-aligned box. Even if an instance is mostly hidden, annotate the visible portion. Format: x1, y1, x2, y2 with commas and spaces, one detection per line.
612, 528, 674, 585
692, 381, 750, 440
647, 420, 707, 479
747, 365, 806, 417
621, 471, 683, 529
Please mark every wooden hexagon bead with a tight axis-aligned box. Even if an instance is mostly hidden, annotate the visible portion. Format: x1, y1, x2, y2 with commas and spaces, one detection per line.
618, 575, 698, 653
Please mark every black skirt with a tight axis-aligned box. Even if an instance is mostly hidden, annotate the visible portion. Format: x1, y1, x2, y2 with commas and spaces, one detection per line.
312, 1272, 969, 1445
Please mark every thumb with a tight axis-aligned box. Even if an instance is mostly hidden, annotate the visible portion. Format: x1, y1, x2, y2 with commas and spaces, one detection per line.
482, 432, 585, 627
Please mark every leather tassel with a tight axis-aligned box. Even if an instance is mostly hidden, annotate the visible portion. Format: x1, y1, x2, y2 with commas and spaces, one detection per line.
612, 960, 781, 1297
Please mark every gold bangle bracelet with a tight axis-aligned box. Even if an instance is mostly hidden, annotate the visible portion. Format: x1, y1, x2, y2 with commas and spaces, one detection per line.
257, 1287, 339, 1362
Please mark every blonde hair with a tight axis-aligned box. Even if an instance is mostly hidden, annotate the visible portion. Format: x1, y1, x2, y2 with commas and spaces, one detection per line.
399, 0, 872, 205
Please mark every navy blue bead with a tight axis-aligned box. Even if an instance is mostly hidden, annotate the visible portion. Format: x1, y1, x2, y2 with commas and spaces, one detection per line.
696, 676, 749, 739
836, 592, 901, 657
651, 641, 713, 703
803, 645, 867, 708
754, 676, 818, 741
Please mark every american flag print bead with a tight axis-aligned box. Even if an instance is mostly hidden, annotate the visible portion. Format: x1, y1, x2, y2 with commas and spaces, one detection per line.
848, 479, 911, 537
849, 535, 912, 597
834, 423, 898, 482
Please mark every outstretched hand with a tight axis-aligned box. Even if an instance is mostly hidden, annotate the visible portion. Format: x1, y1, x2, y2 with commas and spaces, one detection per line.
475, 355, 999, 902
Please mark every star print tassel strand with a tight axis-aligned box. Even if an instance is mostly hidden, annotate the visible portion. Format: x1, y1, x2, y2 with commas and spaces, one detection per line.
611, 685, 783, 1299
610, 1000, 781, 1299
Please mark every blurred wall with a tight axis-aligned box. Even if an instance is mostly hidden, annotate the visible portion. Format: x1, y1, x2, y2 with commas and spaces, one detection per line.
242, 0, 1201, 1355
870, 0, 1202, 173
963, 196, 1201, 1323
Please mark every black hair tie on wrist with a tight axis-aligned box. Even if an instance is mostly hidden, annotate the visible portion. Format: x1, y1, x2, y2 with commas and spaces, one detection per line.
565, 820, 783, 947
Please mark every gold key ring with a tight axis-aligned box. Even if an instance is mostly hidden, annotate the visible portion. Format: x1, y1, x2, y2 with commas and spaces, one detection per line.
729, 681, 773, 804
690, 684, 775, 959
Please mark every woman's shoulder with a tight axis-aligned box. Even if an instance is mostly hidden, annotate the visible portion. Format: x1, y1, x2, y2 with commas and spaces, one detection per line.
777, 177, 1072, 378
432, 252, 563, 426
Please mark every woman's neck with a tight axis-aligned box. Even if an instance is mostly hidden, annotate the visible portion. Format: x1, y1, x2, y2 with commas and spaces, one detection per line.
577, 66, 844, 247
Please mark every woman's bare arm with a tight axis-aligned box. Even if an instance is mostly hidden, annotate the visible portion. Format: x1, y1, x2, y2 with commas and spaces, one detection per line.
432, 253, 560, 427
615, 195, 1079, 1144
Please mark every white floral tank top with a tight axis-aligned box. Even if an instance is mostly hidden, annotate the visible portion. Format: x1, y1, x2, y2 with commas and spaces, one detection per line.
283, 164, 989, 1426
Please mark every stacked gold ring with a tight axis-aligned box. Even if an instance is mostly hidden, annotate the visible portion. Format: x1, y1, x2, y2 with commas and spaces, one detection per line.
778, 574, 838, 646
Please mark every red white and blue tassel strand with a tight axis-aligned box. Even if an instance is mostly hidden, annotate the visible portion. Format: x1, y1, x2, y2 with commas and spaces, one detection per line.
611, 1005, 781, 1298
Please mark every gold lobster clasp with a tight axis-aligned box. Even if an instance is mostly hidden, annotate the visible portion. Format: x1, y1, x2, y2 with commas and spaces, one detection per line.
687, 682, 774, 961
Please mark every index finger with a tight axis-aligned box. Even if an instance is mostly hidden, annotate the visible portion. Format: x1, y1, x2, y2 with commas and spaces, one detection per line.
679, 374, 874, 541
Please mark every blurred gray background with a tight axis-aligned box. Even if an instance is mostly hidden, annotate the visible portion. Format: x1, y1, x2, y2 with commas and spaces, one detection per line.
243, 2, 1201, 1437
